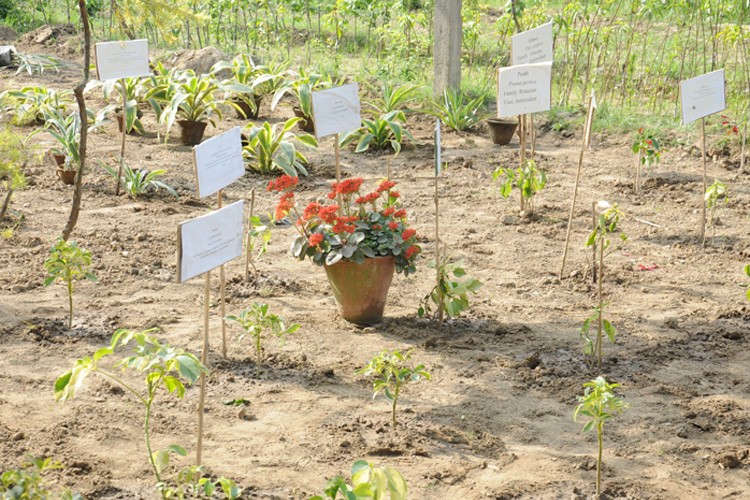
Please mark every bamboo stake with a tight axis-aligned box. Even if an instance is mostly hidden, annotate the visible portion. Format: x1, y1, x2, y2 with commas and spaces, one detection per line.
591, 201, 597, 284
244, 189, 256, 282
701, 117, 707, 246
530, 114, 536, 158
114, 77, 127, 195
740, 119, 747, 175
335, 133, 342, 207
196, 271, 210, 465
519, 114, 526, 166
386, 157, 392, 179
559, 94, 595, 279
435, 175, 443, 326
635, 151, 641, 194
218, 189, 227, 357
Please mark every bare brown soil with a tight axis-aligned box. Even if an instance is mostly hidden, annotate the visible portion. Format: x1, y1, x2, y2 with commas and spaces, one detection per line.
1, 38, 750, 499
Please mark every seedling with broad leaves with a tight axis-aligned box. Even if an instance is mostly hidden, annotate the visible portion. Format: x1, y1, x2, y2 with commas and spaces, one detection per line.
245, 215, 272, 281
418, 256, 482, 320
574, 377, 629, 498
585, 201, 627, 368
54, 328, 207, 497
0, 456, 82, 499
43, 238, 96, 329
493, 159, 547, 214
358, 350, 430, 431
310, 460, 408, 500
631, 128, 662, 193
704, 179, 728, 245
225, 303, 300, 374
158, 465, 241, 499
579, 304, 617, 368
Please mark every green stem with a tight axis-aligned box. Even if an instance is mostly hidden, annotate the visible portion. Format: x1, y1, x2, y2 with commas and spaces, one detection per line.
66, 275, 74, 329
597, 236, 604, 369
256, 334, 262, 377
596, 422, 603, 498
95, 368, 148, 406
144, 395, 161, 485
392, 385, 399, 432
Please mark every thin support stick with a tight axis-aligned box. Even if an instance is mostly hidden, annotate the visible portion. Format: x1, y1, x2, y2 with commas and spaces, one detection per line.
386, 157, 392, 179
435, 175, 443, 326
335, 133, 342, 207
740, 119, 747, 175
530, 113, 536, 158
591, 201, 597, 284
519, 114, 526, 167
701, 117, 707, 246
245, 189, 256, 282
560, 94, 595, 279
196, 271, 210, 465
114, 78, 127, 195
218, 189, 227, 357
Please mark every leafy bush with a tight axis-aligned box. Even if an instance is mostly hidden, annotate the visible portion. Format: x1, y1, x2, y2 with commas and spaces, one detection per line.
310, 460, 407, 500
102, 161, 178, 199
340, 110, 413, 155
493, 159, 548, 213
418, 257, 482, 320
242, 118, 317, 176
430, 87, 489, 132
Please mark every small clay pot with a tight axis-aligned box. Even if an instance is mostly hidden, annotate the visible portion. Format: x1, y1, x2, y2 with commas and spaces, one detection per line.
178, 120, 208, 146
232, 95, 263, 119
115, 108, 144, 134
56, 168, 76, 185
487, 118, 518, 145
293, 107, 315, 134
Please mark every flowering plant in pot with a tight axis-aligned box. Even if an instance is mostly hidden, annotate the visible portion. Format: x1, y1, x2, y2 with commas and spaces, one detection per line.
269, 175, 420, 324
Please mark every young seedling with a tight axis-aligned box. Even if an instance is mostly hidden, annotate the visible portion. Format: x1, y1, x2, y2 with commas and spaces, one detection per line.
493, 158, 547, 214
704, 179, 728, 245
358, 350, 430, 431
418, 256, 482, 321
1, 457, 81, 499
43, 238, 96, 329
310, 460, 408, 500
225, 303, 300, 374
578, 305, 617, 368
245, 215, 272, 281
158, 465, 242, 499
574, 377, 629, 498
585, 202, 626, 368
631, 128, 662, 193
54, 328, 207, 497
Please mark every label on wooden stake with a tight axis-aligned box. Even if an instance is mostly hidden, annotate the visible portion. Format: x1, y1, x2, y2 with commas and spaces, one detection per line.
497, 62, 552, 117
680, 69, 726, 125
511, 22, 554, 65
193, 127, 244, 198
312, 83, 361, 139
177, 201, 244, 283
434, 119, 442, 176
94, 39, 150, 81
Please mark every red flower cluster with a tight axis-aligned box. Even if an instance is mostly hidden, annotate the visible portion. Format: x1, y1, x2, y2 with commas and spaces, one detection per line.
332, 220, 357, 234
377, 180, 396, 192
394, 209, 406, 219
308, 233, 324, 247
303, 201, 322, 221
275, 192, 294, 220
721, 116, 739, 135
405, 245, 420, 259
401, 228, 416, 241
389, 191, 401, 199
337, 178, 364, 195
388, 222, 399, 230
267, 175, 299, 193
356, 192, 380, 204
318, 205, 339, 224
382, 207, 395, 217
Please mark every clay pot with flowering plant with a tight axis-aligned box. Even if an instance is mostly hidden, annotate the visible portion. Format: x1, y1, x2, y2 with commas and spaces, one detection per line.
268, 175, 421, 324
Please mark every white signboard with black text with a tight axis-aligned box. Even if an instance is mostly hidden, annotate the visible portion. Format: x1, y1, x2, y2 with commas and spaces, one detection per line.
497, 62, 553, 117
680, 69, 726, 125
177, 201, 244, 282
312, 83, 361, 139
94, 39, 150, 81
511, 22, 554, 65
193, 127, 244, 198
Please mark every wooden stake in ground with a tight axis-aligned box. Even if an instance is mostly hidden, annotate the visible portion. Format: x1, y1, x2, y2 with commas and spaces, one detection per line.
244, 189, 256, 282
740, 118, 747, 175
218, 189, 227, 357
114, 78, 127, 195
530, 113, 536, 158
434, 119, 443, 326
700, 117, 707, 246
590, 201, 597, 283
196, 270, 210, 465
386, 156, 392, 180
559, 93, 596, 279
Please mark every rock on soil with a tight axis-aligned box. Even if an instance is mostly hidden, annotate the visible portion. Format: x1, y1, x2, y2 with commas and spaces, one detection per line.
164, 46, 226, 75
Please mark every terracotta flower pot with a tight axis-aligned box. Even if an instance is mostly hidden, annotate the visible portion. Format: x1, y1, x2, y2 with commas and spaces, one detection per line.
115, 108, 144, 134
293, 106, 315, 134
56, 168, 76, 185
324, 256, 395, 325
178, 120, 208, 146
232, 95, 263, 119
487, 118, 518, 145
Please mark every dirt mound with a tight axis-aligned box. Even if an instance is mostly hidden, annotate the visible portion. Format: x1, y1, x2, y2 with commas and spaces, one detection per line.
0, 24, 16, 42
18, 24, 76, 46
163, 46, 226, 75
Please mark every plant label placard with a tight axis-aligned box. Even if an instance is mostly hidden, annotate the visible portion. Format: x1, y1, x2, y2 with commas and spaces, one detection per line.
680, 69, 725, 125
177, 200, 244, 283
434, 119, 442, 176
192, 126, 244, 198
94, 39, 150, 81
511, 21, 554, 65
312, 83, 361, 139
497, 62, 552, 118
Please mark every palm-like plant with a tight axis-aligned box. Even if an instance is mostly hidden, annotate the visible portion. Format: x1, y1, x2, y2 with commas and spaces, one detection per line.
86, 76, 148, 134
339, 110, 413, 155
212, 55, 287, 119
366, 82, 421, 114
242, 118, 317, 176
431, 87, 490, 132
0, 85, 73, 125
271, 68, 334, 127
102, 161, 178, 198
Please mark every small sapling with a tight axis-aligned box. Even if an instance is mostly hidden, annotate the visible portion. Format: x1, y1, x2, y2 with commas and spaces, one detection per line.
493, 158, 547, 214
631, 128, 662, 193
579, 305, 617, 368
158, 465, 242, 499
704, 179, 728, 244
54, 328, 207, 495
574, 377, 629, 498
225, 303, 300, 374
585, 202, 626, 368
245, 215, 271, 281
43, 238, 96, 329
418, 256, 482, 320
0, 457, 82, 499
310, 460, 408, 500
358, 350, 431, 431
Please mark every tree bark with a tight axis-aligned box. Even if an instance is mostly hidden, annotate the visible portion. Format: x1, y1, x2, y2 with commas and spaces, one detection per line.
61, 0, 92, 241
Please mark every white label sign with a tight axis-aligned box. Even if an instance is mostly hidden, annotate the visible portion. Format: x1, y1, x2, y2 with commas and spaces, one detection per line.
193, 127, 244, 198
497, 62, 553, 117
511, 22, 554, 65
312, 83, 361, 139
94, 39, 150, 81
434, 119, 442, 176
177, 200, 244, 282
680, 69, 726, 125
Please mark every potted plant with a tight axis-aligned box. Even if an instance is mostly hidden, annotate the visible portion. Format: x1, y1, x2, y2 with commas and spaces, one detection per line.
269, 175, 420, 325
212, 56, 287, 120
242, 117, 318, 176
86, 77, 148, 135
271, 68, 334, 134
